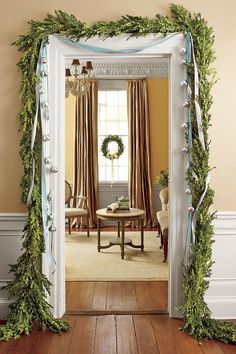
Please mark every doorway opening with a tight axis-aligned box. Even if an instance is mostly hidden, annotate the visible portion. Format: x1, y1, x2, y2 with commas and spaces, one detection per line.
65, 61, 169, 313
44, 33, 187, 318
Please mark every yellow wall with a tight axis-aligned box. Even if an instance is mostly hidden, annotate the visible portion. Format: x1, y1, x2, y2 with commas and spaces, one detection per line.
1, 0, 236, 211
65, 95, 76, 185
148, 79, 168, 182
65, 79, 168, 185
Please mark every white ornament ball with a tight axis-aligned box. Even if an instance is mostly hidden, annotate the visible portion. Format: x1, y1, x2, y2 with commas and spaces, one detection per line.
185, 188, 192, 195
188, 206, 195, 213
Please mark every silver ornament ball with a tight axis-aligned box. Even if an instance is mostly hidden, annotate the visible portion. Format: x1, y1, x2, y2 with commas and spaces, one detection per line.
49, 225, 57, 232
42, 134, 50, 142
188, 206, 195, 213
51, 166, 58, 173
182, 122, 188, 129
182, 147, 188, 153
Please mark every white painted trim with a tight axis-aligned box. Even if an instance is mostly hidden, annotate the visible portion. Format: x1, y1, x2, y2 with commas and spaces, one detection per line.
205, 211, 236, 319
0, 213, 27, 318
46, 33, 187, 318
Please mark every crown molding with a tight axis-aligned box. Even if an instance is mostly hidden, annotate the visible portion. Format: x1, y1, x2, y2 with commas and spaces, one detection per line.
92, 61, 168, 78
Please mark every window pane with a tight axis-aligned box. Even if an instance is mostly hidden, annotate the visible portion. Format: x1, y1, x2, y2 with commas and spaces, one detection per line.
107, 106, 118, 121
98, 104, 106, 121
99, 166, 106, 181
98, 121, 106, 135
98, 86, 128, 182
98, 91, 106, 104
119, 91, 127, 105
105, 121, 119, 135
119, 166, 128, 181
106, 91, 118, 105
118, 122, 128, 135
118, 152, 128, 165
119, 106, 128, 121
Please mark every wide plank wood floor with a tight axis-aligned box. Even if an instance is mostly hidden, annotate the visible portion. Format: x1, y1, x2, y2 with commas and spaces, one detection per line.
66, 281, 168, 314
1, 315, 236, 354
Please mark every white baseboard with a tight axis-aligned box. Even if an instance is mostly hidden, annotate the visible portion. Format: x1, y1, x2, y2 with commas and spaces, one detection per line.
205, 211, 236, 319
0, 213, 27, 318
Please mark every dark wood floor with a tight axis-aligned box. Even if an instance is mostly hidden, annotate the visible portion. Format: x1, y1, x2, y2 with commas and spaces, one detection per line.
66, 281, 168, 314
1, 315, 236, 353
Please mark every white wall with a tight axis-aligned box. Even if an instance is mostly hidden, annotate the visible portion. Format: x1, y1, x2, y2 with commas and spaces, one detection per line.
205, 212, 236, 319
0, 214, 26, 318
1, 211, 235, 319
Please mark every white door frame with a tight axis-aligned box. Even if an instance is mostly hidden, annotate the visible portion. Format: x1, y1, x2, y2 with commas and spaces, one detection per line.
43, 33, 187, 318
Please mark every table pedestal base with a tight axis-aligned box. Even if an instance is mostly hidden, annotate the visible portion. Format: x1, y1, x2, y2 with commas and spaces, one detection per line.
97, 217, 144, 259
98, 237, 144, 259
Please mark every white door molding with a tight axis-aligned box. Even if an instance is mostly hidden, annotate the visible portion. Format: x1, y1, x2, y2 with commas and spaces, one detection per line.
46, 33, 187, 318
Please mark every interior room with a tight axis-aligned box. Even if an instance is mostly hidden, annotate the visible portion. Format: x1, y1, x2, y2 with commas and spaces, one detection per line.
64, 57, 169, 311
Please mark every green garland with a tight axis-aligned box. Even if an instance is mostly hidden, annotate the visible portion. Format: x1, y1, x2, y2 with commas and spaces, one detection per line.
101, 135, 124, 159
1, 4, 236, 344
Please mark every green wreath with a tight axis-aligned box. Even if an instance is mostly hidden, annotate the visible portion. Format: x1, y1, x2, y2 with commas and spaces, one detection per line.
101, 135, 124, 160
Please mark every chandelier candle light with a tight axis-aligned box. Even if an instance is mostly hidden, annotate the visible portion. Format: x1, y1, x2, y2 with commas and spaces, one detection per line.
65, 59, 93, 97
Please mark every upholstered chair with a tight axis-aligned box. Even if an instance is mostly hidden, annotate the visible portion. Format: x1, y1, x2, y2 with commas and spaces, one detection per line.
65, 180, 90, 237
156, 187, 169, 262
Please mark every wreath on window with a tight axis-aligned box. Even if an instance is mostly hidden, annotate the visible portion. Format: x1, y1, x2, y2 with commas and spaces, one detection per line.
101, 134, 124, 160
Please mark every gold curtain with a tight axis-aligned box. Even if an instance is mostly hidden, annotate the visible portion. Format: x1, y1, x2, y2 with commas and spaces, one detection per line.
127, 79, 156, 227
73, 80, 99, 227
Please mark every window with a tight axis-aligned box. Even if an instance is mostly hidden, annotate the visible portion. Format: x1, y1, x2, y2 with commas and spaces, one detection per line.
98, 81, 128, 182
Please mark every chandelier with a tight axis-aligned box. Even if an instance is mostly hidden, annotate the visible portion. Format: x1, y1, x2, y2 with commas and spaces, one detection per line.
65, 59, 93, 98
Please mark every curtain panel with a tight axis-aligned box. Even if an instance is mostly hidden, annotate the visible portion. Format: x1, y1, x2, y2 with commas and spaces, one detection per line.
73, 80, 99, 227
127, 79, 156, 227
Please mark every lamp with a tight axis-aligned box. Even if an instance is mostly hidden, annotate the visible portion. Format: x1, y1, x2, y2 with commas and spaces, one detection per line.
65, 59, 93, 98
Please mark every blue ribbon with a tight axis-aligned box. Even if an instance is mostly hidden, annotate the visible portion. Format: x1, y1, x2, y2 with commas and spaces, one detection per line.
56, 33, 178, 54
183, 32, 193, 267
39, 43, 56, 274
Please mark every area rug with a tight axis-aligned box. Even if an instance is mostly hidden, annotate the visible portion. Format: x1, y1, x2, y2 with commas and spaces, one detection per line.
65, 231, 168, 281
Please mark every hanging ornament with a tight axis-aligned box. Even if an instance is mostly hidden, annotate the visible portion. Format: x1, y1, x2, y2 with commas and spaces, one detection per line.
181, 80, 188, 87
44, 157, 51, 164
48, 214, 54, 221
182, 147, 189, 153
42, 134, 50, 142
49, 225, 57, 232
182, 122, 189, 129
188, 206, 195, 213
40, 56, 47, 64
51, 166, 58, 173
183, 101, 190, 108
180, 47, 187, 54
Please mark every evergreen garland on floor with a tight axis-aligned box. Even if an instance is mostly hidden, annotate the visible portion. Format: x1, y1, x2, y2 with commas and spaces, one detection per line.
1, 4, 236, 343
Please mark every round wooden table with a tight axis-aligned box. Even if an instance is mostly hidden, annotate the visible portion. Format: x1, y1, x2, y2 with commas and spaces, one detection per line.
96, 208, 145, 259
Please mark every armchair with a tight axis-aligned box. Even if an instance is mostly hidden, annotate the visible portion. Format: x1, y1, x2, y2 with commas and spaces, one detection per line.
65, 180, 90, 237
156, 187, 168, 262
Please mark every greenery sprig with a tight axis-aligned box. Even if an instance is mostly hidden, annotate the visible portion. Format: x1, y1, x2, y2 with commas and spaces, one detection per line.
154, 169, 169, 189
1, 4, 236, 344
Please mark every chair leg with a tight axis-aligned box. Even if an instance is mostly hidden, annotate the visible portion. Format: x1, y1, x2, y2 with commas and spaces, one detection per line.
163, 235, 168, 263
68, 219, 71, 234
159, 231, 163, 249
87, 215, 90, 237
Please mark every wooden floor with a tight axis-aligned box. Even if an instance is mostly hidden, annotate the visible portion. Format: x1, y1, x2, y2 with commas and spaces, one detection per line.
1, 315, 236, 353
66, 281, 168, 314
